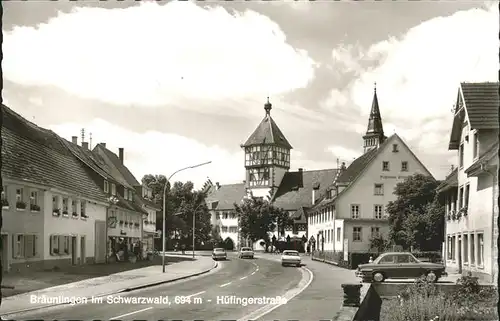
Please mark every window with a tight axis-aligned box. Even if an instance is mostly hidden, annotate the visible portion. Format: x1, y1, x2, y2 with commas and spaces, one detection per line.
374, 205, 383, 219
470, 234, 475, 265
13, 234, 38, 259
464, 184, 470, 209
81, 201, 87, 217
473, 132, 479, 159
71, 200, 77, 215
353, 227, 362, 241
397, 254, 417, 263
30, 191, 40, 211
104, 180, 109, 193
463, 234, 468, 264
447, 236, 453, 260
336, 227, 341, 242
451, 235, 456, 261
216, 213, 220, 220
459, 187, 464, 209
371, 227, 380, 238
16, 188, 23, 202
477, 233, 484, 267
401, 161, 408, 172
392, 144, 399, 152
351, 205, 360, 219
1, 186, 8, 208
50, 235, 70, 255
62, 197, 69, 215
111, 183, 116, 196
374, 184, 384, 195
221, 226, 228, 233
52, 195, 60, 212
248, 168, 270, 186
459, 143, 464, 168
379, 254, 396, 264
382, 161, 390, 171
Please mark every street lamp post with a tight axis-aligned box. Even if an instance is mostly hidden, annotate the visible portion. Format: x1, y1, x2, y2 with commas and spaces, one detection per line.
162, 161, 212, 273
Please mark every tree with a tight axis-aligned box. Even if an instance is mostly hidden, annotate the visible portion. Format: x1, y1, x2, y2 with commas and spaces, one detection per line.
386, 173, 444, 251
141, 175, 213, 248
234, 196, 280, 252
274, 207, 292, 237
210, 226, 223, 247
369, 234, 390, 253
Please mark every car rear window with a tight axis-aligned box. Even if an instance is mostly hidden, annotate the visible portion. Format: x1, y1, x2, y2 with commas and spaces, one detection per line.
242, 248, 252, 251
284, 251, 299, 256
214, 248, 225, 252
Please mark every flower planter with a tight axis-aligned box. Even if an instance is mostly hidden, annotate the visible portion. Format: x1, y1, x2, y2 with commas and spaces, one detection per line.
16, 201, 27, 211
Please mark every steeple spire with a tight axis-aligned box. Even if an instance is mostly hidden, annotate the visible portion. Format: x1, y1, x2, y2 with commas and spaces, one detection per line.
362, 82, 386, 153
264, 97, 272, 115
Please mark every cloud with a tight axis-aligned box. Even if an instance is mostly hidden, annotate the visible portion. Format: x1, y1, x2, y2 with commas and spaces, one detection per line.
325, 4, 497, 160
50, 120, 245, 189
326, 145, 362, 162
3, 1, 316, 108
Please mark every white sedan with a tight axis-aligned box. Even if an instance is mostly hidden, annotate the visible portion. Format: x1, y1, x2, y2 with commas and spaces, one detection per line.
281, 250, 301, 267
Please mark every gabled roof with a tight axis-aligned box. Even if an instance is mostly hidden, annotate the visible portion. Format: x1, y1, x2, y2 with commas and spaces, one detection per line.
1, 105, 108, 203
205, 183, 247, 210
336, 148, 378, 184
289, 206, 307, 223
461, 82, 499, 128
465, 142, 499, 176
92, 144, 135, 189
449, 82, 499, 150
309, 134, 434, 212
242, 100, 292, 149
436, 168, 458, 193
271, 169, 338, 211
62, 139, 115, 182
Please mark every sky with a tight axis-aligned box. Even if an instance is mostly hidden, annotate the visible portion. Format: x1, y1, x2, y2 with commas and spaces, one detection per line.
3, 0, 498, 189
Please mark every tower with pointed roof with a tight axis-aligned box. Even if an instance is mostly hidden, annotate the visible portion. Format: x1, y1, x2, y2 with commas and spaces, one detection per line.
363, 83, 387, 153
241, 98, 292, 198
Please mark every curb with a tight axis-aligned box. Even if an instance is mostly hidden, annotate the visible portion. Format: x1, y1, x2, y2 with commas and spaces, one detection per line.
311, 256, 339, 266
1, 260, 219, 316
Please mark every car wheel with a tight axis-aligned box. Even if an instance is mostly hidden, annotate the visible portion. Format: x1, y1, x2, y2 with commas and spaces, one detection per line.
372, 272, 385, 282
282, 263, 286, 267
426, 271, 437, 283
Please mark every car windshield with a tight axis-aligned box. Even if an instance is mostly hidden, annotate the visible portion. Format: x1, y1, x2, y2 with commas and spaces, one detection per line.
283, 251, 299, 256
241, 248, 252, 251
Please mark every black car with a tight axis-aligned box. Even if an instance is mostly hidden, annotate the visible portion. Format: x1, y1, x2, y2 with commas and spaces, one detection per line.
355, 252, 447, 283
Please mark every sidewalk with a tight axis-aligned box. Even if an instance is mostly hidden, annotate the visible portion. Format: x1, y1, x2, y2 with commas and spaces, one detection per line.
1, 255, 217, 316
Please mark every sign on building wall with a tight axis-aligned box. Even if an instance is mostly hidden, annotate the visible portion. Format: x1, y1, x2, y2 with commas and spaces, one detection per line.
343, 238, 348, 261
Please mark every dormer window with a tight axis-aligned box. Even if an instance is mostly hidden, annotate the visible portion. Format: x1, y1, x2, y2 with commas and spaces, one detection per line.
111, 183, 116, 196
104, 180, 109, 193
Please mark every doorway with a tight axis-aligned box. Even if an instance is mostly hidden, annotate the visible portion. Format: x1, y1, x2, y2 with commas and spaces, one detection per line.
80, 236, 86, 265
71, 236, 77, 265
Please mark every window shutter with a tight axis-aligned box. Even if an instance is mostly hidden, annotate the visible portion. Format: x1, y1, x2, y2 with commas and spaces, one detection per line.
25, 235, 34, 258
34, 235, 40, 257
59, 236, 65, 254
12, 234, 17, 259
50, 235, 53, 255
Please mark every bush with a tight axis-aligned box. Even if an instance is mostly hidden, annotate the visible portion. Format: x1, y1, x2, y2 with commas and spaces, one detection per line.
383, 275, 498, 321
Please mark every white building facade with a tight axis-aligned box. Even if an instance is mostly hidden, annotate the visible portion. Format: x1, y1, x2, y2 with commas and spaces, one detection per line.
440, 82, 498, 284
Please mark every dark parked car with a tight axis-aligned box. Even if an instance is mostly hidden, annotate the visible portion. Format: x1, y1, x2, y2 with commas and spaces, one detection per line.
355, 252, 447, 283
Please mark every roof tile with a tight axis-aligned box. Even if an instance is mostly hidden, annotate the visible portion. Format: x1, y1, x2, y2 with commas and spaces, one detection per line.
206, 183, 247, 210
1, 105, 108, 203
461, 82, 499, 129
243, 115, 293, 149
272, 169, 338, 210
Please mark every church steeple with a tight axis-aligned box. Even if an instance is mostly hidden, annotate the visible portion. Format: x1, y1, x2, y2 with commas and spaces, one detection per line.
363, 82, 386, 153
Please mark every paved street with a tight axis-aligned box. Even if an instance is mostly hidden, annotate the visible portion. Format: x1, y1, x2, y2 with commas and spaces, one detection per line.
256, 254, 360, 321
5, 253, 305, 320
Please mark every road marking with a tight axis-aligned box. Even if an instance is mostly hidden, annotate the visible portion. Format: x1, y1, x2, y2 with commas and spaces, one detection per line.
111, 307, 153, 319
237, 266, 314, 321
251, 271, 256, 275
220, 282, 232, 287
255, 268, 259, 271
240, 276, 247, 280
186, 291, 205, 298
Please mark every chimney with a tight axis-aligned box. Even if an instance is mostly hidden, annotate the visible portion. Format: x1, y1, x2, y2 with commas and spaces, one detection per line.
82, 142, 89, 150
312, 182, 320, 205
101, 142, 106, 148
298, 168, 303, 173
341, 162, 346, 170
71, 136, 78, 144
119, 148, 124, 163
216, 182, 220, 190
